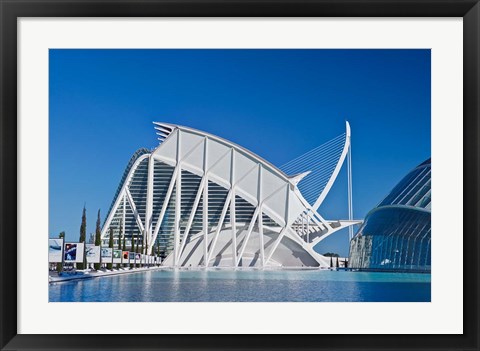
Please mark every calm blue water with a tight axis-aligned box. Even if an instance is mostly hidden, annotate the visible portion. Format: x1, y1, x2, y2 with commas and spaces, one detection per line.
49, 270, 431, 302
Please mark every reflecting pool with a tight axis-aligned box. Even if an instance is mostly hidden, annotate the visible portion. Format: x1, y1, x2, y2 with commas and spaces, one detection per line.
49, 269, 431, 302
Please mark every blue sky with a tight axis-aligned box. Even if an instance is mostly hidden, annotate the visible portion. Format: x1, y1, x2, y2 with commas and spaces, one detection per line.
49, 49, 430, 256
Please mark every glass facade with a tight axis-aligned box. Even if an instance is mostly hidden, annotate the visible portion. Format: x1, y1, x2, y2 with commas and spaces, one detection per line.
349, 159, 431, 272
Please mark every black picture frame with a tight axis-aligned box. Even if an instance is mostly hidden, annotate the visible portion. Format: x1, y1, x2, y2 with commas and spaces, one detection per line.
1, 1, 478, 350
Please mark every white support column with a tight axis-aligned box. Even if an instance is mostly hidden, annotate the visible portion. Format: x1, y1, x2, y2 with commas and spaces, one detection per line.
177, 178, 206, 263
149, 167, 178, 254
265, 226, 288, 264
125, 188, 145, 234
236, 208, 260, 267
230, 149, 237, 267
306, 210, 310, 244
174, 131, 181, 266
265, 188, 289, 265
258, 165, 265, 268
174, 169, 181, 266
347, 143, 354, 240
203, 137, 209, 267
146, 155, 154, 253
206, 190, 233, 265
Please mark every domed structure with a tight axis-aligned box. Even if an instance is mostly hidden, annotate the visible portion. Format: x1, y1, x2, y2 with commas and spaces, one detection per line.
349, 159, 431, 272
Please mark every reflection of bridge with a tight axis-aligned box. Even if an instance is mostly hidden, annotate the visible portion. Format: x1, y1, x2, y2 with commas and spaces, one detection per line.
101, 121, 361, 268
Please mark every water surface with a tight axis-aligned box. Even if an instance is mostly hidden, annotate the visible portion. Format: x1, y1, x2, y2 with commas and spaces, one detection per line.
49, 269, 431, 302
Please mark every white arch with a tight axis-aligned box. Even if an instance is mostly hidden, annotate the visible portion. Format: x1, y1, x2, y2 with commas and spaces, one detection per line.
311, 121, 351, 211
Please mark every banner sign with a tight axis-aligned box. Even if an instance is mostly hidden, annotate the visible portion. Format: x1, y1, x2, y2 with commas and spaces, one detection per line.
122, 251, 129, 264
129, 252, 135, 262
49, 238, 63, 263
101, 247, 113, 263
113, 250, 122, 264
85, 244, 101, 263
64, 242, 84, 263
135, 253, 141, 263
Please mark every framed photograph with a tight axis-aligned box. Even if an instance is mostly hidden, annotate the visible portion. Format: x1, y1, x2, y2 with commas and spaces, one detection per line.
85, 244, 101, 264
122, 250, 130, 264
113, 249, 122, 264
48, 238, 63, 263
100, 248, 113, 264
1, 0, 479, 350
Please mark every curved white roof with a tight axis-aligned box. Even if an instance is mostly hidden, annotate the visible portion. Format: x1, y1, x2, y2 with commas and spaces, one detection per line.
152, 122, 304, 227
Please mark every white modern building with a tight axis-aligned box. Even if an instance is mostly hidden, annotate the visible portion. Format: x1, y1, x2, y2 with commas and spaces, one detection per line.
101, 122, 360, 268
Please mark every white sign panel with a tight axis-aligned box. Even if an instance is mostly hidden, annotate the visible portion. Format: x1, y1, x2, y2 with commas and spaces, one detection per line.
64, 242, 84, 263
134, 253, 141, 263
122, 251, 129, 264
113, 249, 122, 264
85, 244, 101, 263
101, 247, 113, 263
48, 238, 63, 263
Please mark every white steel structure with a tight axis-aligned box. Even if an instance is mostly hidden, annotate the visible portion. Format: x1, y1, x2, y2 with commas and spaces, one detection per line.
101, 122, 360, 268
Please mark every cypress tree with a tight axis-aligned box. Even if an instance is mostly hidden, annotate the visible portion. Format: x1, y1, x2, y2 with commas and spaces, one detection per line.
78, 206, 87, 269
118, 219, 123, 251
122, 228, 126, 268
107, 227, 114, 270
140, 236, 144, 268
135, 236, 140, 268
329, 256, 333, 268
56, 231, 65, 272
130, 238, 135, 269
122, 226, 126, 251
118, 220, 123, 268
94, 209, 102, 270
336, 257, 339, 268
